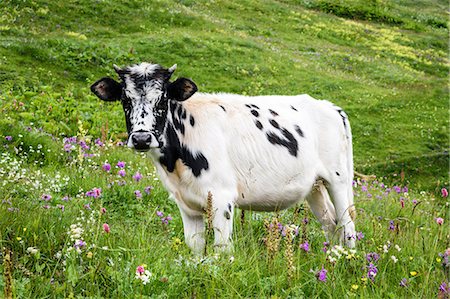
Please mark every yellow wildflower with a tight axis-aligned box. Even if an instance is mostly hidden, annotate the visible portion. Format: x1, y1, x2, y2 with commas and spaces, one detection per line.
410, 271, 417, 277
351, 284, 359, 291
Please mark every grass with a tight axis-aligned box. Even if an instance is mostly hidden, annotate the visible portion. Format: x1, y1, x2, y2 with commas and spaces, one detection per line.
0, 0, 449, 297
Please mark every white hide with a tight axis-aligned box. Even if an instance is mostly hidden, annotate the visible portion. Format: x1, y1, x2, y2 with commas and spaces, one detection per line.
148, 92, 356, 253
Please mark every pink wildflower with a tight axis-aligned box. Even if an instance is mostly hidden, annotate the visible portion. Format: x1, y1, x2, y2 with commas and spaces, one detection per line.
136, 265, 145, 275
102, 163, 111, 172
103, 223, 110, 233
118, 169, 126, 177
441, 188, 448, 198
135, 190, 142, 198
435, 217, 444, 225
133, 172, 143, 182
117, 161, 126, 168
101, 207, 107, 214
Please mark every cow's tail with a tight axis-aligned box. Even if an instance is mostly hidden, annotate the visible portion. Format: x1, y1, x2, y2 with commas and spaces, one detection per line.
343, 112, 356, 221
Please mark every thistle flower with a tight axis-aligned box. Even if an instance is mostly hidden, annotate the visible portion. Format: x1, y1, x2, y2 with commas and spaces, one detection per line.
316, 266, 327, 282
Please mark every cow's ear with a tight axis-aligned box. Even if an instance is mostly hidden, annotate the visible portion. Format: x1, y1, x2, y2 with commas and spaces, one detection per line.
91, 77, 122, 101
167, 78, 197, 102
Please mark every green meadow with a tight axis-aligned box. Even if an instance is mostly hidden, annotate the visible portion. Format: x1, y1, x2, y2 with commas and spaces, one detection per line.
0, 0, 448, 297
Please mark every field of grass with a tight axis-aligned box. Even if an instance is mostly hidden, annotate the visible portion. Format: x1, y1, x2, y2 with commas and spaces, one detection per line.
0, 0, 449, 297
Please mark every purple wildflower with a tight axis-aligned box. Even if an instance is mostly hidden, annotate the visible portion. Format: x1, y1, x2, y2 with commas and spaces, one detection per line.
5, 136, 12, 141
118, 169, 126, 177
63, 143, 73, 152
62, 196, 70, 201
389, 220, 395, 231
366, 252, 380, 263
86, 188, 102, 198
356, 231, 364, 241
133, 172, 143, 182
41, 194, 52, 201
74, 240, 86, 249
361, 185, 368, 192
84, 203, 91, 210
393, 186, 401, 193
367, 263, 378, 281
302, 217, 309, 225
439, 282, 449, 295
116, 141, 124, 146
42, 205, 50, 209
316, 266, 327, 282
102, 163, 111, 172
134, 190, 142, 198
57, 204, 65, 212
117, 161, 126, 168
144, 186, 153, 195
156, 211, 164, 217
95, 138, 104, 147
399, 278, 408, 287
300, 241, 310, 252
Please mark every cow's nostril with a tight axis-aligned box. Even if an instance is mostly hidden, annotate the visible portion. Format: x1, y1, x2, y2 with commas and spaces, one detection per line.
131, 132, 152, 151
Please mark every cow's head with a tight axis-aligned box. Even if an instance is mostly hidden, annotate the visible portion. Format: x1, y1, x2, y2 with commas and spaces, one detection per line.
91, 63, 197, 151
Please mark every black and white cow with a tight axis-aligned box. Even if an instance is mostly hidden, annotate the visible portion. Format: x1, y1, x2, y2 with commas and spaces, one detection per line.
91, 62, 356, 254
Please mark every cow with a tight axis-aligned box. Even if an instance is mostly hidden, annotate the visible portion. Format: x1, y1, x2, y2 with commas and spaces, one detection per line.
91, 62, 356, 254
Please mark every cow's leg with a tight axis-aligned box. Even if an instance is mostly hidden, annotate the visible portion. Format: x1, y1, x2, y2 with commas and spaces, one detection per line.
211, 191, 235, 253
178, 207, 205, 255
328, 182, 356, 248
306, 181, 337, 242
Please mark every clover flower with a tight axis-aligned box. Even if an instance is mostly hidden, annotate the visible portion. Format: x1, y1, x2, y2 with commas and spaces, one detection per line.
103, 223, 110, 233
441, 188, 448, 198
435, 217, 444, 225
135, 265, 152, 285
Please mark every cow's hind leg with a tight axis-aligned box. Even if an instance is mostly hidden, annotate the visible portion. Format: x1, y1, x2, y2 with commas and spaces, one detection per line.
306, 180, 337, 242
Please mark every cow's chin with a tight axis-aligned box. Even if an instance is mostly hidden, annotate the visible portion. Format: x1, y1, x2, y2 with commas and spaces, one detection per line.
134, 146, 151, 153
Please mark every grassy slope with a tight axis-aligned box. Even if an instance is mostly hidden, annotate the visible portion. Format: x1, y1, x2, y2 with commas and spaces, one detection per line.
0, 1, 449, 297
0, 0, 448, 191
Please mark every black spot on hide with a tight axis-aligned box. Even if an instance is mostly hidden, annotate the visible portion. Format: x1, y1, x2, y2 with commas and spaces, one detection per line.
227, 203, 232, 212
251, 110, 259, 117
269, 119, 279, 129
269, 109, 278, 116
219, 105, 226, 112
224, 211, 231, 220
190, 115, 195, 126
266, 127, 298, 157
337, 109, 347, 129
336, 171, 340, 176
291, 105, 298, 111
159, 123, 209, 177
255, 120, 263, 130
294, 125, 304, 138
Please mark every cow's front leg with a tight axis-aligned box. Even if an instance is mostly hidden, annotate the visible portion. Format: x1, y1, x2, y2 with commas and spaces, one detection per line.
211, 192, 235, 253
178, 206, 205, 255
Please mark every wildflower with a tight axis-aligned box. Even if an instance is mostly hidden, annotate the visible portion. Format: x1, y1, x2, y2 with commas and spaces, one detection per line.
322, 242, 329, 253
86, 187, 102, 198
366, 252, 380, 263
410, 271, 417, 277
351, 284, 359, 291
439, 282, 449, 295
135, 190, 142, 198
135, 265, 152, 285
441, 188, 448, 198
43, 205, 50, 209
63, 143, 73, 152
118, 169, 126, 177
394, 244, 401, 251
156, 211, 164, 217
57, 204, 65, 212
103, 223, 110, 233
74, 240, 86, 251
412, 199, 418, 205
389, 220, 395, 231
356, 231, 364, 240
117, 141, 124, 146
161, 216, 172, 225
86, 251, 93, 259
229, 256, 235, 263
393, 186, 402, 193
84, 203, 91, 210
5, 136, 12, 141
400, 198, 405, 208
435, 217, 444, 225
95, 138, 104, 147
367, 263, 378, 281
16, 237, 22, 241
133, 172, 143, 182
101, 207, 107, 214
117, 161, 126, 168
316, 266, 327, 282
144, 186, 153, 195
300, 241, 310, 252
41, 194, 52, 201
102, 163, 111, 172
361, 185, 368, 192
62, 196, 70, 201
391, 255, 398, 263
27, 247, 39, 255
399, 278, 408, 287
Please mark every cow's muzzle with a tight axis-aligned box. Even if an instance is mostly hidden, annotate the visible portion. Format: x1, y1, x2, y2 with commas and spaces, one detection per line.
128, 131, 157, 151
